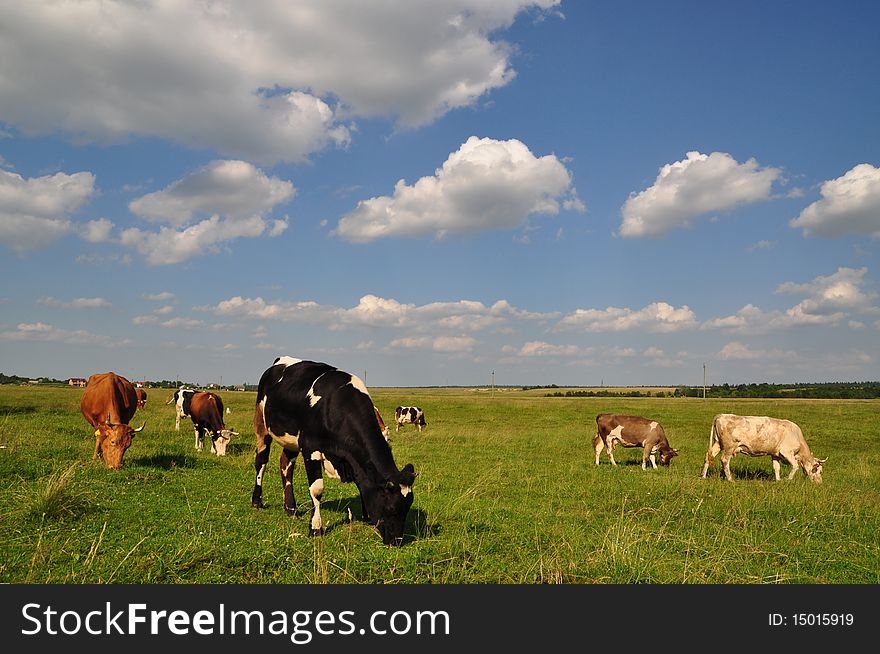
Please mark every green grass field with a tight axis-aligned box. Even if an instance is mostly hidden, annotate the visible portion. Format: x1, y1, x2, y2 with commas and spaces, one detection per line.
1, 385, 878, 584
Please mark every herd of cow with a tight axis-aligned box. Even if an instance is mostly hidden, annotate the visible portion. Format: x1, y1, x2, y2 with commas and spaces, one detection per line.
77, 357, 826, 545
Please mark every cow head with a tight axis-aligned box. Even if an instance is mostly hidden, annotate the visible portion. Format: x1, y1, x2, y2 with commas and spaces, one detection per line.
100, 416, 146, 469
659, 447, 679, 466
212, 429, 238, 456
366, 463, 417, 546
805, 457, 826, 483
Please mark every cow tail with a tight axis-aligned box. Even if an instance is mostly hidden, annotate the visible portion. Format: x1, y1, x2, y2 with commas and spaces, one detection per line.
253, 398, 269, 454
707, 418, 718, 463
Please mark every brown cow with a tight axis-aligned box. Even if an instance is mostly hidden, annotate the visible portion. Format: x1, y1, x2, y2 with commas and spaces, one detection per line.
593, 413, 678, 469
79, 372, 145, 469
374, 405, 390, 441
135, 387, 147, 408
189, 391, 238, 456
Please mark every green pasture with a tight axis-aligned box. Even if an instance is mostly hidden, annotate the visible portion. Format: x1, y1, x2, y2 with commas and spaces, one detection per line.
1, 385, 878, 584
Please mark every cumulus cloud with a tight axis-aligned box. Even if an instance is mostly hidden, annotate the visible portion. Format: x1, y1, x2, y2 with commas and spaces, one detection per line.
37, 296, 111, 309
718, 341, 797, 361
129, 160, 295, 226
0, 2, 559, 163
201, 293, 557, 333
620, 151, 781, 238
121, 161, 293, 264
790, 164, 880, 237
332, 136, 583, 242
81, 218, 114, 243
143, 292, 176, 302
703, 267, 876, 333
0, 169, 95, 250
0, 322, 129, 347
555, 302, 698, 333
387, 335, 477, 353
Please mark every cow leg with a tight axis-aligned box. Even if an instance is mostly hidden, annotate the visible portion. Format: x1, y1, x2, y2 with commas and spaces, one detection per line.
92, 433, 102, 460
607, 441, 618, 466
279, 447, 299, 516
641, 444, 653, 470
592, 434, 604, 465
195, 425, 204, 452
302, 454, 325, 536
251, 434, 271, 509
720, 452, 735, 481
771, 458, 782, 481
210, 433, 217, 455
175, 414, 181, 431
701, 440, 721, 478
782, 452, 800, 480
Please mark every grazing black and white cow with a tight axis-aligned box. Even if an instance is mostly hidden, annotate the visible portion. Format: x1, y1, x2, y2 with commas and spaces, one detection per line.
395, 406, 426, 432
166, 387, 196, 431
593, 413, 679, 469
701, 413, 825, 483
189, 391, 238, 456
251, 357, 417, 546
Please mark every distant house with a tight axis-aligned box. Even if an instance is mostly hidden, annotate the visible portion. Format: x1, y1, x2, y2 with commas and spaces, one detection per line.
68, 378, 87, 387
135, 381, 144, 388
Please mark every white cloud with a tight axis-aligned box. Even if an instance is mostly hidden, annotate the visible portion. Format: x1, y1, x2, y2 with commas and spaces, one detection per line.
703, 267, 876, 333
790, 164, 880, 237
517, 341, 590, 357
0, 169, 95, 250
201, 293, 556, 333
620, 151, 781, 238
555, 301, 697, 333
37, 296, 111, 309
718, 341, 797, 361
387, 335, 477, 353
121, 161, 293, 265
0, 322, 129, 347
0, 2, 559, 163
332, 136, 582, 242
143, 292, 176, 302
81, 218, 114, 243
129, 160, 295, 226
747, 239, 774, 251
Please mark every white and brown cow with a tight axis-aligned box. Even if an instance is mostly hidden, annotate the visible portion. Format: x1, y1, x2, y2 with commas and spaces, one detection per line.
80, 372, 145, 469
395, 406, 426, 432
166, 387, 196, 431
701, 413, 825, 483
135, 387, 147, 409
252, 357, 417, 546
189, 391, 238, 456
593, 413, 678, 469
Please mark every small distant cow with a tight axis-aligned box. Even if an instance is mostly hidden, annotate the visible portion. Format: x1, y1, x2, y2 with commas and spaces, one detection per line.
701, 413, 825, 483
252, 356, 417, 545
79, 372, 145, 469
395, 406, 426, 433
166, 387, 196, 431
188, 391, 238, 456
135, 387, 147, 408
593, 413, 678, 469
374, 405, 390, 441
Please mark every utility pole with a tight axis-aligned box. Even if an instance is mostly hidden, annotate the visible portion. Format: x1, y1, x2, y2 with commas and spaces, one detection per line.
703, 363, 707, 399
491, 371, 495, 398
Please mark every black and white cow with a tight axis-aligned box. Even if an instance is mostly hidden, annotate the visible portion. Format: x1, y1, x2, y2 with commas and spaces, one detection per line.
395, 406, 426, 432
166, 387, 196, 432
251, 357, 417, 546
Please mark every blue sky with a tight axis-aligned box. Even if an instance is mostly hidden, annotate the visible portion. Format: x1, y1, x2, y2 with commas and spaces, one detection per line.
1, 0, 879, 388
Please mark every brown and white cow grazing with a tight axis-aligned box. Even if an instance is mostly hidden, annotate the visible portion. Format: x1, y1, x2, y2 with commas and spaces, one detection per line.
701, 413, 825, 483
374, 405, 390, 441
79, 372, 145, 469
593, 413, 678, 469
135, 387, 147, 408
252, 356, 417, 546
395, 406, 426, 432
189, 391, 238, 456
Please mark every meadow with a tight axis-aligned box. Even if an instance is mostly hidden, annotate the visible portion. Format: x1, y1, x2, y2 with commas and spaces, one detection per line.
1, 384, 878, 584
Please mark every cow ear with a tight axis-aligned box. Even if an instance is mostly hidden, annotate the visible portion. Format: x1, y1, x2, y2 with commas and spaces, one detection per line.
398, 463, 417, 486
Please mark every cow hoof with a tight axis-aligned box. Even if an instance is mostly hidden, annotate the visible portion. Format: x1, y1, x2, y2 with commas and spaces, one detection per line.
251, 500, 265, 509
285, 506, 299, 517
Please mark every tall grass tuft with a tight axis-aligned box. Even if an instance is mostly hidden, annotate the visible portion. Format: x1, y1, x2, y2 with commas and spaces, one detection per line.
24, 464, 90, 520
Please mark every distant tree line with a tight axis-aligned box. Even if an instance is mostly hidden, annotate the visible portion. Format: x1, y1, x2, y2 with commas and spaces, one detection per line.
545, 382, 880, 399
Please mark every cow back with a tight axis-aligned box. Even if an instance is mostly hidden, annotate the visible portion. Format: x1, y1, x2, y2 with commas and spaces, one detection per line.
191, 391, 224, 429
81, 372, 138, 427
